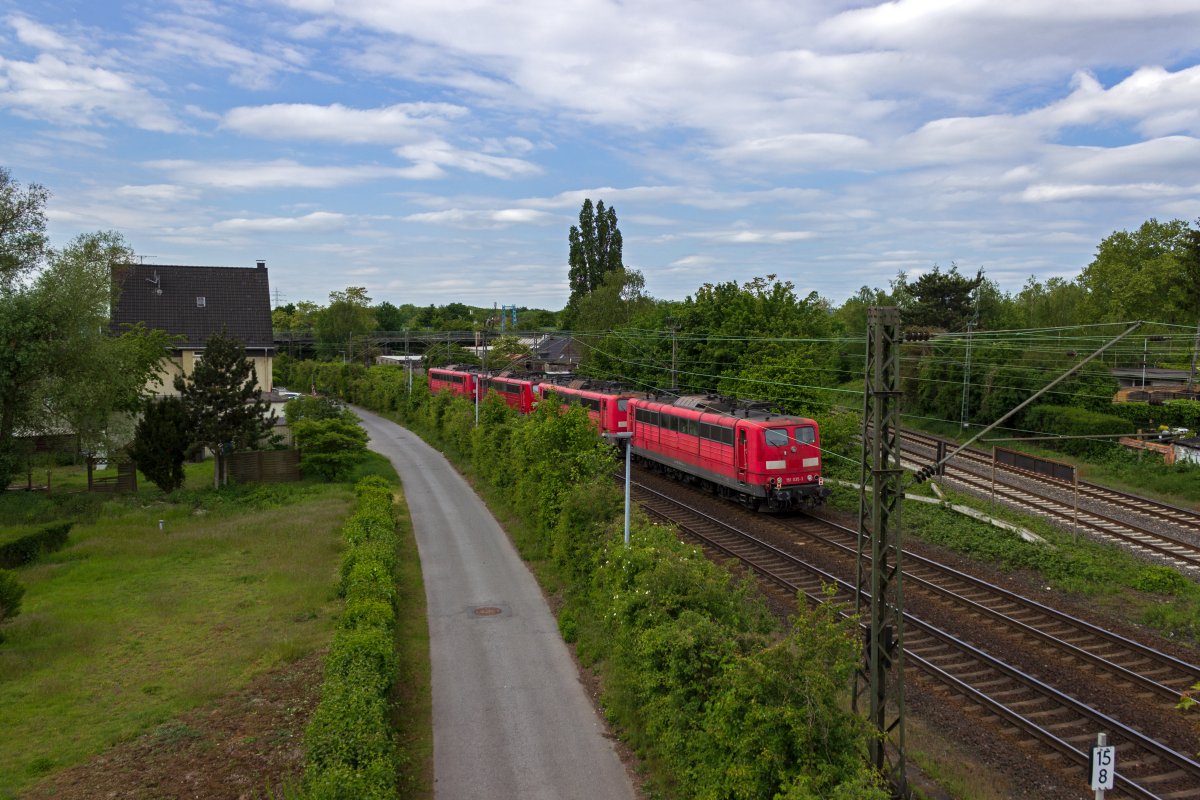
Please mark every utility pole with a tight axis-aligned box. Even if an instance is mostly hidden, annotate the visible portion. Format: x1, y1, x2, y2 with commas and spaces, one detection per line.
854, 306, 907, 797
670, 323, 679, 392
1189, 320, 1199, 394
960, 319, 974, 430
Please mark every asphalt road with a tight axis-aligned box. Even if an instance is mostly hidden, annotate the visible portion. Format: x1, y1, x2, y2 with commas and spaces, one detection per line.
355, 407, 636, 800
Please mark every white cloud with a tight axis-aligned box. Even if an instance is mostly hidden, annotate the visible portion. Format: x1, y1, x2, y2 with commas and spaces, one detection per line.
403, 207, 557, 227
136, 12, 311, 90
222, 102, 468, 143
213, 211, 349, 232
1043, 66, 1200, 137
395, 139, 539, 179
113, 184, 200, 203
711, 133, 874, 172
698, 229, 817, 245
1016, 182, 1195, 203
0, 49, 179, 132
146, 159, 439, 188
9, 15, 83, 55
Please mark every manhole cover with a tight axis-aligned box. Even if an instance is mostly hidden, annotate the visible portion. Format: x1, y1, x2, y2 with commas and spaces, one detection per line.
473, 606, 503, 617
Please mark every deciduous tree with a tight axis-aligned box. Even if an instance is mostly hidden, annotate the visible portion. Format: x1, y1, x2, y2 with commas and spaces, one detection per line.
1, 221, 167, 485
1080, 219, 1193, 323
316, 287, 377, 360
0, 167, 49, 287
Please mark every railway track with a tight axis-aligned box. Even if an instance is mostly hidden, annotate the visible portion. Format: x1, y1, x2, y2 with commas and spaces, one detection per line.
901, 430, 1200, 574
629, 471, 1200, 799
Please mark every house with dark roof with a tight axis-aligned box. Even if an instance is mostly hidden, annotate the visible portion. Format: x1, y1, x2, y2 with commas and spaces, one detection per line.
111, 260, 275, 396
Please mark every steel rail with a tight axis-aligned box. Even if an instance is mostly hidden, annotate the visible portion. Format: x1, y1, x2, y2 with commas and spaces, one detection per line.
630, 479, 1200, 799
902, 429, 1200, 532
922, 459, 1200, 572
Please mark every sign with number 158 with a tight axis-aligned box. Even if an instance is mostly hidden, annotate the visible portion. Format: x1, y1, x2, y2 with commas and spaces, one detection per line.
1091, 745, 1115, 790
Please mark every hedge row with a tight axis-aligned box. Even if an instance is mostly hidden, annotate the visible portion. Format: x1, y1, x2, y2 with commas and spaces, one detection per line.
0, 523, 72, 569
301, 476, 401, 800
1022, 404, 1132, 457
1108, 399, 1200, 432
303, 362, 886, 799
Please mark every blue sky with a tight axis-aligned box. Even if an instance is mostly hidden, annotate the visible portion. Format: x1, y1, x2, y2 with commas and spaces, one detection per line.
3, 1, 1200, 311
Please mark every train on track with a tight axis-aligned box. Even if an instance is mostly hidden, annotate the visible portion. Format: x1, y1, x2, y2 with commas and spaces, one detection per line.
427, 367, 831, 511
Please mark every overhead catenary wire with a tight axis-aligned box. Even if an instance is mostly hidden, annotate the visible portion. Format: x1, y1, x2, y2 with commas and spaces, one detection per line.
566, 319, 1183, 459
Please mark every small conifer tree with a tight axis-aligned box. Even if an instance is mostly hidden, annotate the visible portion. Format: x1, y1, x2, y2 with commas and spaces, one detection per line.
128, 396, 192, 493
175, 330, 275, 487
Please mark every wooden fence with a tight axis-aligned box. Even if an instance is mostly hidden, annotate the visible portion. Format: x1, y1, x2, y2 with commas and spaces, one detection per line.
226, 449, 302, 484
88, 461, 138, 493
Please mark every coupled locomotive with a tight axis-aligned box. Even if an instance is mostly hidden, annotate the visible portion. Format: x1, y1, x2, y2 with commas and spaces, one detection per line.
427, 367, 829, 511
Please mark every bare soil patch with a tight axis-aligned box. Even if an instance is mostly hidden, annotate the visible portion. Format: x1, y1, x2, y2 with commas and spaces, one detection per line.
23, 651, 325, 800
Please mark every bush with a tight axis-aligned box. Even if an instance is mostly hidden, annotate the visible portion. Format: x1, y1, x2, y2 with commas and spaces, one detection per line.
1023, 404, 1131, 457
284, 395, 348, 425
293, 417, 370, 480
0, 522, 71, 568
0, 569, 25, 626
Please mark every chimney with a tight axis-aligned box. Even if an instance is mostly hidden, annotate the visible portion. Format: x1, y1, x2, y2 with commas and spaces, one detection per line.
256, 259, 266, 269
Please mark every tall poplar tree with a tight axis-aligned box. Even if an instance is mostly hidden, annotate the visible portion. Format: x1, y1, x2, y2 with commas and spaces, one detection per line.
563, 199, 623, 329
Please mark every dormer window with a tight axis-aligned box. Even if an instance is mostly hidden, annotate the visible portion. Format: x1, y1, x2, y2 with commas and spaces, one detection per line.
196, 296, 206, 308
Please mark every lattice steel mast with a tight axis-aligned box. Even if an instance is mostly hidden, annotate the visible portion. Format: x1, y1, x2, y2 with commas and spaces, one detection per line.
854, 306, 908, 797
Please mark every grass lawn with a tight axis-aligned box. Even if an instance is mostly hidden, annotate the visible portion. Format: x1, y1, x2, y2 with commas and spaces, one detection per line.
0, 459, 382, 798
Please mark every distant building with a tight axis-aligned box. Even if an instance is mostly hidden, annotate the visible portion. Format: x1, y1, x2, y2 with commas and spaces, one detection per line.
110, 261, 275, 395
1111, 367, 1196, 389
522, 334, 581, 372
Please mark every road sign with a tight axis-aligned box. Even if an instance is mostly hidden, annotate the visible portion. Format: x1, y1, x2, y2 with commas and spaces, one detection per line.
1090, 744, 1115, 791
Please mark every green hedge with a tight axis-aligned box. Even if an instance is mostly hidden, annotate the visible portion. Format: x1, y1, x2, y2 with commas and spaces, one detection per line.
0, 522, 72, 568
1108, 399, 1200, 432
1023, 404, 1132, 456
302, 476, 401, 799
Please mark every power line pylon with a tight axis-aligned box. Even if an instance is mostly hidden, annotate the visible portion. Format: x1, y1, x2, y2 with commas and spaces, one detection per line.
854, 306, 908, 797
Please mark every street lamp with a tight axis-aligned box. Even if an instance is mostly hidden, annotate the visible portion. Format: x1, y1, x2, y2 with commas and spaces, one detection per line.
606, 432, 634, 546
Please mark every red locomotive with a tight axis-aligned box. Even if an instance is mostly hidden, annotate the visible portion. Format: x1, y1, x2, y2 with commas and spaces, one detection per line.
479, 374, 538, 414
429, 366, 538, 414
427, 366, 829, 510
428, 367, 478, 399
537, 378, 638, 437
628, 394, 829, 511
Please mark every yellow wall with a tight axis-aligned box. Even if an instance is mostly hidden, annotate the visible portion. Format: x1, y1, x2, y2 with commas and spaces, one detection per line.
149, 350, 273, 396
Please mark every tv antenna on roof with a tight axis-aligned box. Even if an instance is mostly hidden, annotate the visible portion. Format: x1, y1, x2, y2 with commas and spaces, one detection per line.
135, 254, 157, 264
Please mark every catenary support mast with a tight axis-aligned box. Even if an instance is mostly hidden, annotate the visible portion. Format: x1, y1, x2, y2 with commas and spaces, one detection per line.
854, 306, 908, 797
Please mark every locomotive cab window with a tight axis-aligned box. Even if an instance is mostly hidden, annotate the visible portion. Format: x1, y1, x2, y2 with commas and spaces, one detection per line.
764, 428, 789, 448
796, 425, 816, 444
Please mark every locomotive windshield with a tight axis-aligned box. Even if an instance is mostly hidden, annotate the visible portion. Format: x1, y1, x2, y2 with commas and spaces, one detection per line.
764, 428, 789, 447
765, 426, 816, 447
